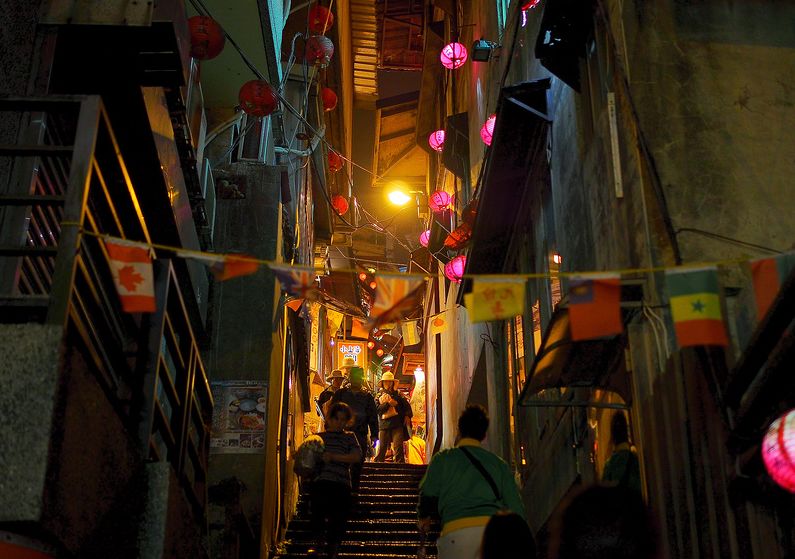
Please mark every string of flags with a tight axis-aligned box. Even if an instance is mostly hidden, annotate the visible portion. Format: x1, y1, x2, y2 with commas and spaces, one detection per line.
97, 232, 793, 350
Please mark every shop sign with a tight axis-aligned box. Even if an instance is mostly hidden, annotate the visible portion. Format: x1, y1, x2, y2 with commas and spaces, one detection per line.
338, 341, 365, 365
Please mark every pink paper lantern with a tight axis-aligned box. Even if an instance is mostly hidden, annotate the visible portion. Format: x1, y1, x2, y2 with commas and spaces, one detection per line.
480, 114, 496, 146
429, 190, 452, 213
419, 229, 431, 247
762, 409, 795, 492
444, 255, 466, 283
440, 42, 468, 70
428, 130, 445, 152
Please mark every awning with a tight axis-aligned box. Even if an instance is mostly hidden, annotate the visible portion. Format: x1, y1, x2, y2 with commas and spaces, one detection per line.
518, 307, 632, 409
464, 80, 550, 281
726, 266, 795, 454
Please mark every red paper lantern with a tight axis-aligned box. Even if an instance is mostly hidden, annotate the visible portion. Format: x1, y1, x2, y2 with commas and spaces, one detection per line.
369, 281, 377, 290
331, 194, 349, 215
188, 16, 226, 60
367, 341, 376, 349
308, 5, 335, 34
376, 348, 384, 357
321, 87, 338, 111
429, 190, 453, 213
481, 114, 496, 146
359, 272, 368, 281
328, 150, 344, 173
419, 229, 431, 247
306, 35, 335, 66
238, 80, 278, 117
444, 255, 467, 283
762, 409, 795, 492
440, 42, 468, 70
521, 0, 541, 9
428, 130, 445, 152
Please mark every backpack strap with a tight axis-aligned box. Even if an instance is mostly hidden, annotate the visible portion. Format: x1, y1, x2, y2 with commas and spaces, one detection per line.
459, 446, 502, 503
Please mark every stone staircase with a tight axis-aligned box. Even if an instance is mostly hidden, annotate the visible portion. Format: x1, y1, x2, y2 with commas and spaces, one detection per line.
279, 462, 438, 558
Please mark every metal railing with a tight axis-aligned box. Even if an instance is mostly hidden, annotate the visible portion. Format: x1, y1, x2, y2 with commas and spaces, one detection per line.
0, 95, 212, 519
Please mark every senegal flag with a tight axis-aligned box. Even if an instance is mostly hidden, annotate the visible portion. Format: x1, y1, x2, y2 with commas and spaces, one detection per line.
666, 267, 727, 347
751, 252, 795, 321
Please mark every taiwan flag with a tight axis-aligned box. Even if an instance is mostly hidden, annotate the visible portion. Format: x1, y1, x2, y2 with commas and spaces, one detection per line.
104, 238, 156, 313
666, 267, 728, 347
751, 252, 795, 321
567, 274, 622, 341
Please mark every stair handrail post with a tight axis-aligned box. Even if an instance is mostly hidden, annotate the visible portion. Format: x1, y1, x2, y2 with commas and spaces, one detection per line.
46, 95, 102, 327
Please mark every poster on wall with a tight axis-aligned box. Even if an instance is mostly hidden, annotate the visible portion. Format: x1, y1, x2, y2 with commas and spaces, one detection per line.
210, 380, 267, 454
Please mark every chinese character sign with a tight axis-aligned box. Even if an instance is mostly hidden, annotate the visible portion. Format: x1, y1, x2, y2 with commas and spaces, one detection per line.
464, 279, 526, 323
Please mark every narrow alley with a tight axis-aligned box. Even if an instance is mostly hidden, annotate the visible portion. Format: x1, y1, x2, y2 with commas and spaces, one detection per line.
1, 1, 795, 559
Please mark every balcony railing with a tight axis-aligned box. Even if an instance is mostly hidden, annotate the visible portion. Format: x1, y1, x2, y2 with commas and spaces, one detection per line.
0, 95, 212, 519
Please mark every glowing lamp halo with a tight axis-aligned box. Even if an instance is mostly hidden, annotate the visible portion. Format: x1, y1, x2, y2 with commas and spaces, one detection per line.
388, 190, 412, 206
480, 114, 497, 146
428, 129, 446, 152
763, 409, 795, 493
419, 229, 431, 247
440, 42, 468, 70
444, 255, 467, 283
428, 190, 453, 213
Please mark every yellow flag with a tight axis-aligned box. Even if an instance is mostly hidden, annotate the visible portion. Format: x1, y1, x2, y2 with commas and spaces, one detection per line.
429, 312, 448, 335
326, 308, 344, 335
464, 279, 526, 323
401, 320, 420, 345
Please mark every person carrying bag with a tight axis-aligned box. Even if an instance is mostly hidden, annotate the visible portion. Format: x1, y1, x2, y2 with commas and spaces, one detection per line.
417, 405, 526, 559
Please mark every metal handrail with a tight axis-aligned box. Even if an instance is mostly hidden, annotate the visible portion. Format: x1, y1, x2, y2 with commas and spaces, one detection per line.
0, 95, 212, 521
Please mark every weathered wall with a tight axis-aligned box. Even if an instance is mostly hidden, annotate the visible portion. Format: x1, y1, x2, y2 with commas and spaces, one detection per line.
204, 162, 282, 544
625, 1, 795, 262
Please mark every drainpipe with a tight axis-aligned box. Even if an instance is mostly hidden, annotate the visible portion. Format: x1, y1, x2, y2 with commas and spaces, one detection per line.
432, 278, 444, 455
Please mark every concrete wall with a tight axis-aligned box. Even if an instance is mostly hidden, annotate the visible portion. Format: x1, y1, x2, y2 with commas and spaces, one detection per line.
626, 1, 795, 263
204, 162, 282, 552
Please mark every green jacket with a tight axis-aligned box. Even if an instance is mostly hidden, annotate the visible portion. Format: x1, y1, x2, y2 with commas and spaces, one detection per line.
418, 439, 526, 529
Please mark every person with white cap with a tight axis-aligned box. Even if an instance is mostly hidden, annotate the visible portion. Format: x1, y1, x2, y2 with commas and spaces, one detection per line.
317, 369, 345, 421
375, 371, 412, 463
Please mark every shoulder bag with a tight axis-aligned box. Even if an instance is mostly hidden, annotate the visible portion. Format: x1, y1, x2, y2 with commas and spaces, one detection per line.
459, 446, 506, 510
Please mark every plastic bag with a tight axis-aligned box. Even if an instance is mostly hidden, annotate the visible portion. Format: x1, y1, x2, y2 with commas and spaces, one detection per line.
293, 435, 325, 479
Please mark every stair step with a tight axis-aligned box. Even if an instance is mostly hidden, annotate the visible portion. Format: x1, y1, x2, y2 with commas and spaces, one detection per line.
286, 541, 436, 556
277, 553, 436, 559
287, 528, 439, 541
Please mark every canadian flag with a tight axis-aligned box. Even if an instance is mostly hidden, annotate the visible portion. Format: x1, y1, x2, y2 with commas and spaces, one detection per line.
104, 238, 156, 313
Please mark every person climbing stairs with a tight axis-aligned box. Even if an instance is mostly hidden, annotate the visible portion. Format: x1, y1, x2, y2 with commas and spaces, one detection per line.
278, 462, 439, 558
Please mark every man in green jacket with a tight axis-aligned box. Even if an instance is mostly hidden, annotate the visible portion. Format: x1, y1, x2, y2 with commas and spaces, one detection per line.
417, 405, 526, 559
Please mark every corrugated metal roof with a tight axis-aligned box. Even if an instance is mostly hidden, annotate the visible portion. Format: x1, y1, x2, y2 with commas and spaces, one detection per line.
350, 0, 379, 102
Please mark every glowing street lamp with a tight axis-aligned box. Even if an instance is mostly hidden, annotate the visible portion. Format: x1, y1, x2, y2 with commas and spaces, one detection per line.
387, 190, 413, 206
